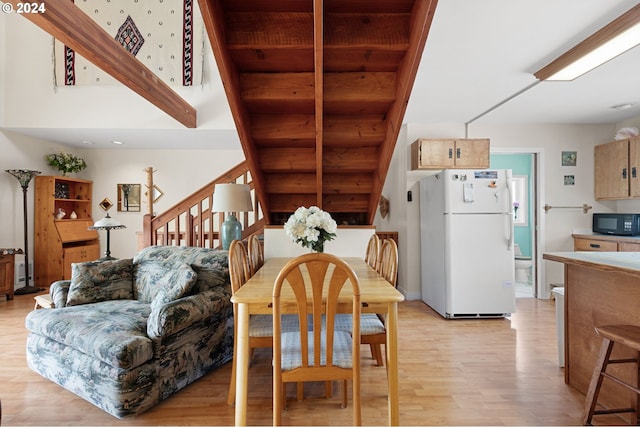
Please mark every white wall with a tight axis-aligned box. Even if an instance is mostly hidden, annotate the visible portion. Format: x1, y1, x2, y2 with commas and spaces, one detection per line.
264, 227, 374, 259
0, 11, 6, 123
0, 131, 71, 287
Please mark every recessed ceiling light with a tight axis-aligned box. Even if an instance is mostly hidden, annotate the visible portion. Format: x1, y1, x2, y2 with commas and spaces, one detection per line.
611, 102, 636, 110
112, 140, 124, 145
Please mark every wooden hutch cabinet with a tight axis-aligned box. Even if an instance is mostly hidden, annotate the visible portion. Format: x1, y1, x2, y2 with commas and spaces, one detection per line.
34, 176, 100, 288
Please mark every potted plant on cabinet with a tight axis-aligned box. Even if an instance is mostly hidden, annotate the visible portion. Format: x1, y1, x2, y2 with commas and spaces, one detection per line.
45, 152, 87, 176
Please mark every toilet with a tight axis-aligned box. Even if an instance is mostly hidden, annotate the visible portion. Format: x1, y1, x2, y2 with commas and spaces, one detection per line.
514, 244, 532, 283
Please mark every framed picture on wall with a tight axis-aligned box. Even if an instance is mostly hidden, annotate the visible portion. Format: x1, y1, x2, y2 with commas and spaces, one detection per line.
562, 151, 577, 166
118, 184, 141, 212
564, 175, 575, 185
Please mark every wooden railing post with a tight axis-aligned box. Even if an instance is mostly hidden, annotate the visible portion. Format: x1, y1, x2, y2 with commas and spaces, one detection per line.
142, 214, 153, 248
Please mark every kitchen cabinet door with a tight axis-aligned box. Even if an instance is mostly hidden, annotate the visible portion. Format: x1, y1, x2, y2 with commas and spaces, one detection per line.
62, 244, 100, 279
411, 138, 489, 169
594, 139, 629, 200
630, 137, 640, 198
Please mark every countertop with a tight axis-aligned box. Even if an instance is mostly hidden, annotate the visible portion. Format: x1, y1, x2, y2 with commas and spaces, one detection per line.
543, 251, 640, 276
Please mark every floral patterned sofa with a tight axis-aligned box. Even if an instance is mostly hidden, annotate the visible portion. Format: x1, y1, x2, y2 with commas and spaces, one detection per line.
25, 245, 234, 418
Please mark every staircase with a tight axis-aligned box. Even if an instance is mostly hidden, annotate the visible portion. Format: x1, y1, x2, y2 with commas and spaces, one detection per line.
140, 161, 264, 249
142, 0, 437, 247
198, 0, 438, 225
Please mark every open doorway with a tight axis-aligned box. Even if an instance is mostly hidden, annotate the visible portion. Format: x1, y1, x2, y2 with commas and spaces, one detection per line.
490, 149, 543, 299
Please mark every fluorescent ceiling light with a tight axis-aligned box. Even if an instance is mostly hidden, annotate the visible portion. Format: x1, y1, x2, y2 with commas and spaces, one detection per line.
535, 4, 640, 81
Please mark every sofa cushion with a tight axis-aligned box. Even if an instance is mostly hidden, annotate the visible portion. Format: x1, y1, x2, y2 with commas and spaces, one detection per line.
67, 258, 134, 306
191, 264, 227, 293
133, 246, 230, 302
25, 300, 153, 370
150, 263, 198, 309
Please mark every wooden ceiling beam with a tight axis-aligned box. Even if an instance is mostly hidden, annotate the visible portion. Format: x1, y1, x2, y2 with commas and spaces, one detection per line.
4, 0, 197, 128
313, 0, 324, 208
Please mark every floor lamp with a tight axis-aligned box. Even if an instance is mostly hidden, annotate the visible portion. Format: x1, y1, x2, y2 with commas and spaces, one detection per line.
5, 169, 43, 295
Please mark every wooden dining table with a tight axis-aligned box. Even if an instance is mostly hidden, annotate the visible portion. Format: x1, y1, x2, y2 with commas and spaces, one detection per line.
230, 256, 405, 426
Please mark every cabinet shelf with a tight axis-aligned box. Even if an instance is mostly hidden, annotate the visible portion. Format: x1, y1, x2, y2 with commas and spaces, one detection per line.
54, 198, 91, 202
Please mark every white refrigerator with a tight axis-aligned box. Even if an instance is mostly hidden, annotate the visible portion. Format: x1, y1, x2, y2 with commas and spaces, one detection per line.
419, 169, 515, 319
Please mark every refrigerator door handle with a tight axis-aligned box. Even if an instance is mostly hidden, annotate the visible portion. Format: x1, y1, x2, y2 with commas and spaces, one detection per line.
505, 173, 514, 250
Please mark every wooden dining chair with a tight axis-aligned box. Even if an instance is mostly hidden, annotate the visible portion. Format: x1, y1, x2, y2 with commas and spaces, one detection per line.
247, 234, 264, 277
359, 238, 399, 366
583, 324, 640, 425
227, 240, 301, 405
364, 233, 380, 270
272, 253, 361, 426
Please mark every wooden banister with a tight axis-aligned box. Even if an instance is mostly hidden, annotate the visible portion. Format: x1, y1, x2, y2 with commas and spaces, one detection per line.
141, 161, 265, 249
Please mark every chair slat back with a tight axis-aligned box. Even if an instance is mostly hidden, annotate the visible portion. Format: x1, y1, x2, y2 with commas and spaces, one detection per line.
364, 234, 380, 270
247, 234, 264, 276
379, 238, 398, 287
273, 253, 361, 369
228, 239, 250, 295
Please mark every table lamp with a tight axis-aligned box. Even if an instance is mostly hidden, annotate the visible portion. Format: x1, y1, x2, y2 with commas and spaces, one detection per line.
213, 183, 253, 250
89, 213, 126, 260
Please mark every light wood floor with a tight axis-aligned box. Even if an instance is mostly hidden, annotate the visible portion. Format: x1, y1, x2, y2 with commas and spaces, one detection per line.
0, 294, 590, 426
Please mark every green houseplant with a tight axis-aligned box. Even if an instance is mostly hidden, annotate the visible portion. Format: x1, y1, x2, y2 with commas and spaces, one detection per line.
45, 152, 87, 176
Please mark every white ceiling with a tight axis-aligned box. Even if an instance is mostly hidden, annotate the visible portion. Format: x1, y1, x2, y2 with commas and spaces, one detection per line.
8, 0, 640, 149
406, 0, 640, 125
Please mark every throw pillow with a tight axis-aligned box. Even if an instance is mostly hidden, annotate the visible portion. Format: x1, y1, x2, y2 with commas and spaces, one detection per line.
150, 263, 198, 309
67, 258, 134, 306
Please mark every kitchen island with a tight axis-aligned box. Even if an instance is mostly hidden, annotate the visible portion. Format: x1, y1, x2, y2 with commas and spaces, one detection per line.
543, 251, 640, 421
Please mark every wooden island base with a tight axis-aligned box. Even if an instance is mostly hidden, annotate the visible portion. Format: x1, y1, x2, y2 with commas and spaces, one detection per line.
544, 252, 640, 423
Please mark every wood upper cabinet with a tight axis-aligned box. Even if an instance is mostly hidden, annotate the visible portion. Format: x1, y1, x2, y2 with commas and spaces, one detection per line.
411, 138, 490, 169
34, 176, 99, 287
594, 137, 640, 200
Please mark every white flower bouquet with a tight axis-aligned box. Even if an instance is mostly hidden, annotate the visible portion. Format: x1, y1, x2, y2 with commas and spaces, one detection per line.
45, 151, 87, 175
284, 206, 337, 253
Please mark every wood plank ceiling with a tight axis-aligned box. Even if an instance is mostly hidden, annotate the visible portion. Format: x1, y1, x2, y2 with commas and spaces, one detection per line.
10, 0, 437, 227
198, 0, 438, 225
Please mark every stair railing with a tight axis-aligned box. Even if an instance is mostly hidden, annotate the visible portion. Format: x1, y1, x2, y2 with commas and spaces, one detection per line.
140, 161, 264, 249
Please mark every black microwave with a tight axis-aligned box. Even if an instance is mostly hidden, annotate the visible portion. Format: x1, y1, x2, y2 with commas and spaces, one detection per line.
592, 213, 640, 236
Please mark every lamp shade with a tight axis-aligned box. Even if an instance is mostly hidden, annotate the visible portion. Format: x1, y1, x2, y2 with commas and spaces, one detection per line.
213, 183, 253, 213
89, 213, 126, 230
